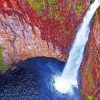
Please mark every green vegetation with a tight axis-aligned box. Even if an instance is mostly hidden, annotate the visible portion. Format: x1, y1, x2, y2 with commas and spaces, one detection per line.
80, 89, 84, 95
95, 10, 99, 19
48, 0, 56, 4
0, 47, 3, 65
76, 3, 83, 16
0, 47, 8, 70
27, 0, 33, 5
0, 65, 8, 70
27, 0, 56, 11
88, 96, 94, 100
27, 0, 46, 10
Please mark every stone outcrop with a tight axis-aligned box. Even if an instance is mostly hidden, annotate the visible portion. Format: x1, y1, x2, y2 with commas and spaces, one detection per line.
0, 0, 99, 99
0, 14, 63, 63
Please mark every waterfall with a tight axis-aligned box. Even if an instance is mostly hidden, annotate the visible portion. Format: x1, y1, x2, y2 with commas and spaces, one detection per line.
54, 0, 100, 95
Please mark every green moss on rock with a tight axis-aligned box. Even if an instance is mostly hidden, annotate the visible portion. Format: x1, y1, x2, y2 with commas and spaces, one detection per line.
95, 10, 99, 19
48, 0, 56, 4
0, 47, 3, 65
0, 65, 8, 70
80, 89, 84, 95
88, 96, 94, 100
0, 47, 8, 70
76, 3, 83, 16
27, 0, 46, 10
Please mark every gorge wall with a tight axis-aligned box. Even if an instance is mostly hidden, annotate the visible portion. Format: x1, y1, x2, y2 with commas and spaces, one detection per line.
0, 0, 100, 99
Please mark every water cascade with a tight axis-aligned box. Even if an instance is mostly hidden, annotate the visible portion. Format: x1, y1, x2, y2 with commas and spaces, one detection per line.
54, 0, 100, 95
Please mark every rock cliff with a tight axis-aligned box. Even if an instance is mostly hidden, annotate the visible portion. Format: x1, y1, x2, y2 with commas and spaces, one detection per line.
0, 0, 99, 99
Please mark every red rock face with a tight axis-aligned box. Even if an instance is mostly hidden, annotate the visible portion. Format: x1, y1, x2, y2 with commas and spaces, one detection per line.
0, 0, 100, 99
0, 0, 65, 64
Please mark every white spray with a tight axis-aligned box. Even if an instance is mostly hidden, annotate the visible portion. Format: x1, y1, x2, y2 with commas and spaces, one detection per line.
54, 0, 100, 95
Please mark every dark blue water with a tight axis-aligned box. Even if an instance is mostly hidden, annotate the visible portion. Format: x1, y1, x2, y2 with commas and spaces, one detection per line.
0, 57, 81, 100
